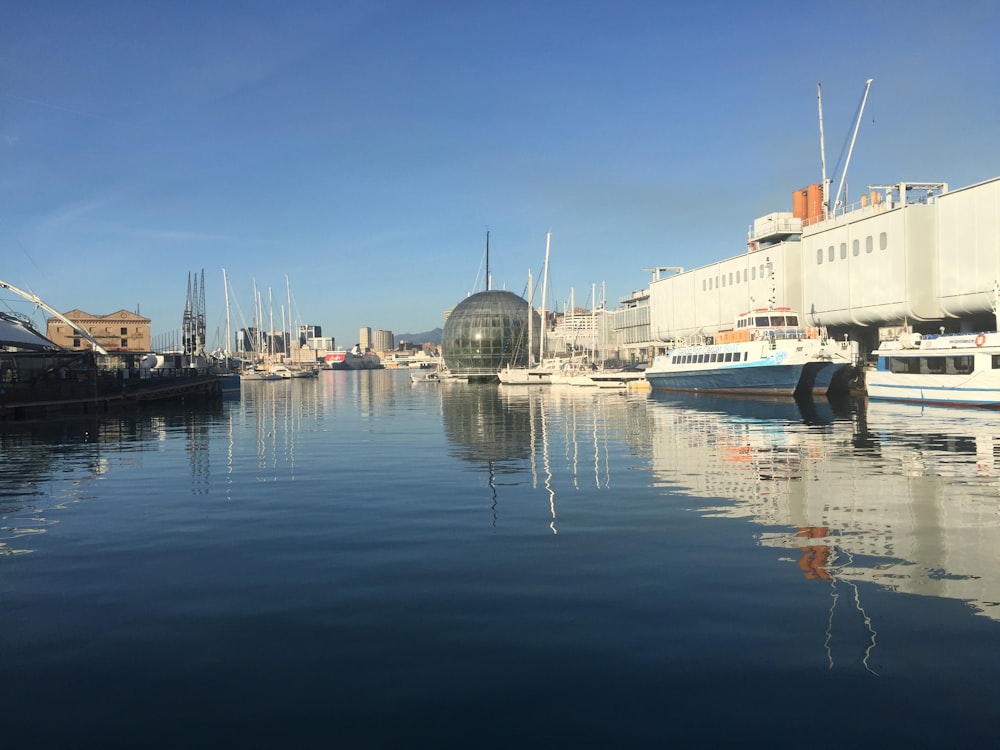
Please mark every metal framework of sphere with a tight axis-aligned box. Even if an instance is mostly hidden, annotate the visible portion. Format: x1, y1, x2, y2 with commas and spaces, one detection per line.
442, 291, 540, 376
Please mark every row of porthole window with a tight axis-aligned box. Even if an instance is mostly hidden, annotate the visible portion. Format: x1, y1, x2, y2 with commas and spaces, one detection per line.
818, 232, 888, 264
702, 263, 773, 291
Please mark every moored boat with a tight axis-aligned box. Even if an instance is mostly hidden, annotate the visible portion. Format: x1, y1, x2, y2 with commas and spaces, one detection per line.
866, 329, 1000, 407
645, 307, 856, 397
324, 347, 383, 370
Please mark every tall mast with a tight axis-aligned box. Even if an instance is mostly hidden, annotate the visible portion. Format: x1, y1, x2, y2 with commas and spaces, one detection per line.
485, 231, 491, 291
818, 82, 829, 219
540, 231, 550, 360
527, 267, 534, 367
252, 278, 261, 356
833, 78, 874, 213
268, 288, 275, 360
222, 269, 232, 359
591, 282, 596, 364
286, 275, 293, 362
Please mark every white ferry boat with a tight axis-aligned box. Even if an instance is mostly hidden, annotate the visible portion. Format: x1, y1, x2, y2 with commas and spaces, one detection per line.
867, 330, 1000, 407
645, 307, 856, 397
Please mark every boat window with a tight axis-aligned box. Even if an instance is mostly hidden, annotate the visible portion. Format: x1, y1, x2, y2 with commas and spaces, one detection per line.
853, 239, 860, 257
729, 272, 734, 285
755, 316, 769, 327
760, 264, 765, 278
743, 352, 748, 361
702, 279, 706, 291
949, 356, 974, 375
828, 245, 835, 262
770, 316, 786, 326
888, 357, 919, 374
993, 355, 1000, 369
925, 356, 946, 374
840, 242, 847, 259
816, 248, 823, 265
866, 236, 873, 253
736, 270, 741, 283
880, 232, 888, 250
722, 275, 726, 288
786, 316, 798, 326
725, 352, 734, 362
752, 266, 757, 280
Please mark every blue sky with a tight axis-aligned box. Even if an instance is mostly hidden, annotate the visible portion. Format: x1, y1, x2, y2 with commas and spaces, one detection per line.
2, 1, 998, 349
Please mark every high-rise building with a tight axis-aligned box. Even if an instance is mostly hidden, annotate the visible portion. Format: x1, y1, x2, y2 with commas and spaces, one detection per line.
374, 329, 394, 354
298, 324, 322, 346
359, 327, 372, 352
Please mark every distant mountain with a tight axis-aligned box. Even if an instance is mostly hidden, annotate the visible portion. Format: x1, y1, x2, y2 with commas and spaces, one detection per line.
396, 327, 442, 345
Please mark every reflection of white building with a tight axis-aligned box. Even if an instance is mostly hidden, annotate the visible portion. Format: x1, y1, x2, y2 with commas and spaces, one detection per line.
646, 396, 1000, 620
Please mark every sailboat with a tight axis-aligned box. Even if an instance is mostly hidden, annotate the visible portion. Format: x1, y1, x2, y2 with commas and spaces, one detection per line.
498, 232, 559, 385
214, 269, 242, 393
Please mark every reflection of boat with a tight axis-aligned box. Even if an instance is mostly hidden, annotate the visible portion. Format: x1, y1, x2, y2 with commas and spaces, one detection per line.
647, 390, 1000, 622
645, 306, 856, 396
867, 328, 1000, 407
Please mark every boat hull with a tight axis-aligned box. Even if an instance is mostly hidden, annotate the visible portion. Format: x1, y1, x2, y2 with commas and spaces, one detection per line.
497, 367, 554, 385
867, 370, 1000, 408
646, 361, 806, 396
868, 332, 1000, 408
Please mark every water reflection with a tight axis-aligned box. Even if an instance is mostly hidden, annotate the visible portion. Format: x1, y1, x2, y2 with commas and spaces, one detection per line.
440, 384, 652, 531
646, 392, 1000, 623
0, 404, 226, 555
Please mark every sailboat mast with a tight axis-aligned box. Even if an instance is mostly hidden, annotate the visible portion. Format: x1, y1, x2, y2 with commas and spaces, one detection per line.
222, 269, 232, 359
540, 231, 550, 360
527, 267, 534, 367
590, 284, 597, 362
268, 288, 275, 359
253, 278, 261, 356
286, 275, 293, 364
485, 231, 491, 291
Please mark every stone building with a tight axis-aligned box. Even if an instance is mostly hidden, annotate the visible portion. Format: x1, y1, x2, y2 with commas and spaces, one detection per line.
46, 309, 151, 352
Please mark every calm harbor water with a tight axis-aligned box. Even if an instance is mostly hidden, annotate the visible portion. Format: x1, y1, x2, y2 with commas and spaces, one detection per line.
2, 369, 999, 747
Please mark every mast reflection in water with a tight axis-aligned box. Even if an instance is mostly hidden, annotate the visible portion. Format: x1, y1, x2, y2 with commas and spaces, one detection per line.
1, 371, 998, 747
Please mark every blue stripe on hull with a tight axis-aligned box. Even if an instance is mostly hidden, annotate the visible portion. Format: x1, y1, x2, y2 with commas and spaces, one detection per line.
646, 363, 805, 396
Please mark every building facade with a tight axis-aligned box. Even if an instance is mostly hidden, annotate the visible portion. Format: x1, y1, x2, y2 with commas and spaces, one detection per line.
46, 309, 151, 352
374, 329, 394, 354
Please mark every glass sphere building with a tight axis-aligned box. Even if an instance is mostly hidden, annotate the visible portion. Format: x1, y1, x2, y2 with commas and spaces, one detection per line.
442, 290, 540, 378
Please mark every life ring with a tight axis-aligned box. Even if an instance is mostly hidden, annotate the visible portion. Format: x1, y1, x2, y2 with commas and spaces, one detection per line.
975, 333, 986, 348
